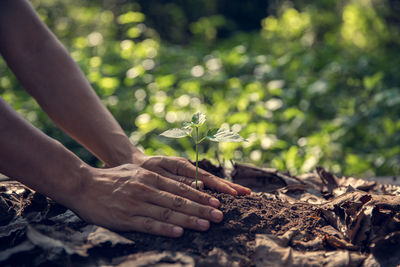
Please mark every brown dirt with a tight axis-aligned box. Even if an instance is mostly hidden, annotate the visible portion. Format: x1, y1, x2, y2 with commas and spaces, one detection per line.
1, 162, 400, 266
122, 191, 325, 266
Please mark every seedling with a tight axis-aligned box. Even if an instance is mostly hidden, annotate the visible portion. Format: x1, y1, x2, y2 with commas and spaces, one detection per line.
160, 111, 246, 188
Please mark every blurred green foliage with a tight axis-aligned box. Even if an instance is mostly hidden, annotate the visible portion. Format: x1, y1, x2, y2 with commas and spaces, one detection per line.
1, 0, 399, 177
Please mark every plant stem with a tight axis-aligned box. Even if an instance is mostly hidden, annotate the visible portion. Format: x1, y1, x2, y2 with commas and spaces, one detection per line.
195, 126, 199, 189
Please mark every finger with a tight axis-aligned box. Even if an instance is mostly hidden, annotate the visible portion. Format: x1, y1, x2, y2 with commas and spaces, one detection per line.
190, 180, 204, 190
181, 161, 251, 195
155, 169, 194, 185
134, 202, 212, 231
155, 169, 205, 190
162, 157, 238, 195
145, 172, 220, 208
118, 215, 184, 238
143, 188, 223, 223
195, 168, 252, 195
216, 179, 251, 195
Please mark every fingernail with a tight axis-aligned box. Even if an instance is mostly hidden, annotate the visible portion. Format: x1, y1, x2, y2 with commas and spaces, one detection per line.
241, 187, 251, 195
197, 219, 210, 229
172, 226, 183, 237
211, 209, 223, 221
209, 197, 220, 207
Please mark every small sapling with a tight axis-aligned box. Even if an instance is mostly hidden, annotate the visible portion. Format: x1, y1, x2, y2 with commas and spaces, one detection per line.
160, 111, 246, 188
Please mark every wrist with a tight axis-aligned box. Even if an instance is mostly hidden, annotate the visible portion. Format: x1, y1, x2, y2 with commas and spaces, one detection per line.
38, 141, 92, 209
100, 138, 144, 167
53, 161, 92, 210
131, 147, 146, 165
105, 142, 146, 167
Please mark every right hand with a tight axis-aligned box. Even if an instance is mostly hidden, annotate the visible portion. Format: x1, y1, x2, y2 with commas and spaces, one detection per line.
133, 153, 251, 195
70, 164, 224, 238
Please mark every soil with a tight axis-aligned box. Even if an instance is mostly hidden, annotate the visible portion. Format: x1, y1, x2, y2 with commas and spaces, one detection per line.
1, 161, 400, 267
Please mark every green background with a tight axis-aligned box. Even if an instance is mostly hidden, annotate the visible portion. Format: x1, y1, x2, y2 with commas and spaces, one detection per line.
1, 0, 399, 177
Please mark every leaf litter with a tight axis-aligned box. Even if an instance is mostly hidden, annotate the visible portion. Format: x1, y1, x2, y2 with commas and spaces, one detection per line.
1, 162, 400, 266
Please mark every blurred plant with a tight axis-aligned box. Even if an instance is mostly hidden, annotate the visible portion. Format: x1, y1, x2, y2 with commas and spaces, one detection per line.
1, 0, 399, 178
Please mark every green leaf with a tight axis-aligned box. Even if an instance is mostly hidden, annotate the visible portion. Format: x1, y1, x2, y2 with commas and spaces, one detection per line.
206, 128, 246, 143
160, 128, 190, 138
191, 112, 206, 126
206, 128, 219, 137
182, 125, 193, 136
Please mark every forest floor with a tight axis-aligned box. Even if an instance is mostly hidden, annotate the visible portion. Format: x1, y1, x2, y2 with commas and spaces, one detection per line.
1, 161, 400, 266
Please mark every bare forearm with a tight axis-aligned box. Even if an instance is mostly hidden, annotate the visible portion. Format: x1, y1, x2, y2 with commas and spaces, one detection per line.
0, 1, 251, 201
5, 36, 138, 166
0, 97, 87, 208
0, 0, 140, 167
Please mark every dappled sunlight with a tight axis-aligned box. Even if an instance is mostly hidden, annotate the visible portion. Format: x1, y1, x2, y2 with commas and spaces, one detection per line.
0, 0, 399, 177
341, 2, 389, 49
262, 8, 311, 40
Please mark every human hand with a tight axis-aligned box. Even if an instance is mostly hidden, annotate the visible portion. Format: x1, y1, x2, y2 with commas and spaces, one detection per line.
71, 164, 225, 237
133, 154, 251, 196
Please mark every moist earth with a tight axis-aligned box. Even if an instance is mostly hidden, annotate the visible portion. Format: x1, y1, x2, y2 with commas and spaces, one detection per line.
1, 161, 400, 266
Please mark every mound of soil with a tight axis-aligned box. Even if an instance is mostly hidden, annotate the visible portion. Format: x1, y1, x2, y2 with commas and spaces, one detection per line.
1, 162, 400, 266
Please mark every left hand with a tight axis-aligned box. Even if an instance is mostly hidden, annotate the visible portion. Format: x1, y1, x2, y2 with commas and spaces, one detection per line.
133, 154, 251, 196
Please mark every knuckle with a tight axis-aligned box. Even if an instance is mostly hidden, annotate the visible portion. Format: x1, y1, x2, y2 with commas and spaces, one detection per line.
159, 156, 168, 165
199, 193, 211, 203
161, 208, 173, 221
177, 176, 186, 183
166, 225, 178, 235
114, 175, 131, 186
172, 164, 181, 175
185, 216, 197, 226
141, 169, 153, 179
137, 170, 147, 178
141, 169, 162, 185
129, 180, 142, 188
179, 158, 190, 166
115, 163, 132, 171
201, 206, 213, 217
143, 217, 154, 232
143, 156, 159, 168
119, 166, 130, 172
203, 171, 214, 179
135, 171, 147, 183
153, 173, 162, 187
130, 181, 155, 195
178, 157, 187, 163
137, 170, 163, 187
178, 181, 191, 191
130, 168, 140, 177
172, 195, 186, 208
172, 157, 188, 174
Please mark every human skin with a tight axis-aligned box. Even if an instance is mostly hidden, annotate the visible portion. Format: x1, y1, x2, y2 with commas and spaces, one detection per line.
0, 0, 250, 237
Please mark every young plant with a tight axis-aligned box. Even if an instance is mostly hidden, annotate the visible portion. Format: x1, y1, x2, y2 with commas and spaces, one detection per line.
160, 111, 246, 188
